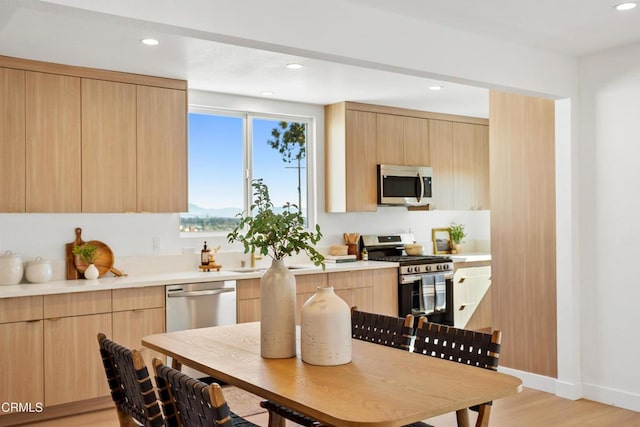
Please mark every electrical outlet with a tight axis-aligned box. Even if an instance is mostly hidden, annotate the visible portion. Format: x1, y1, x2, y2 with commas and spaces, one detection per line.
152, 236, 160, 252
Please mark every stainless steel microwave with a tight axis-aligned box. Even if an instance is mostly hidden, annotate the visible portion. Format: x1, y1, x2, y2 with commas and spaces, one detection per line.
378, 164, 433, 206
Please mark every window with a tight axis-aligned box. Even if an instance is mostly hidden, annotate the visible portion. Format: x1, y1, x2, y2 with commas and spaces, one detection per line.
180, 108, 313, 235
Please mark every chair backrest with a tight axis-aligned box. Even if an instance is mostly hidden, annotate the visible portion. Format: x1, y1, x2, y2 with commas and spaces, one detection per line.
351, 306, 414, 350
412, 317, 501, 371
153, 358, 257, 427
97, 333, 164, 427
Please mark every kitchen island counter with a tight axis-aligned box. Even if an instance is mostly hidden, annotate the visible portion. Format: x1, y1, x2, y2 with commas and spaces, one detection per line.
0, 260, 398, 299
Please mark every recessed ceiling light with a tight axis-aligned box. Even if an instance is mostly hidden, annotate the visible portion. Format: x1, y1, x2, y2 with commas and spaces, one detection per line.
260, 91, 274, 96
141, 38, 159, 46
286, 63, 303, 69
428, 85, 443, 91
614, 2, 637, 11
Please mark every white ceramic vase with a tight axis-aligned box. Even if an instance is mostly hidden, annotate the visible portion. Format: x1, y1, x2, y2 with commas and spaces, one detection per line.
84, 263, 99, 280
260, 258, 296, 358
301, 286, 352, 366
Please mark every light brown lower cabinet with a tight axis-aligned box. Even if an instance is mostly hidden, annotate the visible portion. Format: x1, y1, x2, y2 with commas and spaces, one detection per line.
112, 307, 166, 374
237, 278, 261, 323
0, 320, 44, 404
237, 268, 398, 324
0, 286, 166, 417
44, 313, 112, 406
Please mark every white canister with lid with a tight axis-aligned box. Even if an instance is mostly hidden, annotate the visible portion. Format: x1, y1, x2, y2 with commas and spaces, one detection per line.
25, 256, 53, 284
0, 251, 24, 285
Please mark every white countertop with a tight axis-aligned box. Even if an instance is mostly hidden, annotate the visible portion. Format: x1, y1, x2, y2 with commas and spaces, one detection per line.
449, 252, 491, 262
0, 260, 399, 299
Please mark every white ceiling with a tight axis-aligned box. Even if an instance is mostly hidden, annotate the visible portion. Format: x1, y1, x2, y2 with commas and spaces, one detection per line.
2, 0, 640, 119
344, 0, 640, 57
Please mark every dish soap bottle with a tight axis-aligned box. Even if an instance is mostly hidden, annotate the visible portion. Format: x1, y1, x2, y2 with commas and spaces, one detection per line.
201, 241, 210, 266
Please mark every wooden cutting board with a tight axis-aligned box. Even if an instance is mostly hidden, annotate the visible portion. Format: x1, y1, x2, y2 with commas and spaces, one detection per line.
65, 227, 84, 279
74, 240, 114, 278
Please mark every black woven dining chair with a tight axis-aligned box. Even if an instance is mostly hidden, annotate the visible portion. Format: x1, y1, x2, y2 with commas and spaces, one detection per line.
259, 307, 415, 427
97, 332, 164, 427
152, 358, 260, 427
406, 317, 502, 427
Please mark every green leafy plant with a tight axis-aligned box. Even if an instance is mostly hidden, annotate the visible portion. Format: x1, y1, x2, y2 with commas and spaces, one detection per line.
227, 179, 325, 268
72, 243, 97, 264
450, 223, 467, 244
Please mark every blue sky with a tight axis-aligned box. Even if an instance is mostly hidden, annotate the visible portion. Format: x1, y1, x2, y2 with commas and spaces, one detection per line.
188, 113, 307, 212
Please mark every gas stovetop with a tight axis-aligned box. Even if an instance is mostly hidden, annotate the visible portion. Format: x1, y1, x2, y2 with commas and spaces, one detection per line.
360, 233, 453, 268
368, 254, 452, 265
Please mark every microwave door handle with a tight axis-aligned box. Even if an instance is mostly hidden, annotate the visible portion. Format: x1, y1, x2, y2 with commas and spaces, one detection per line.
416, 172, 424, 202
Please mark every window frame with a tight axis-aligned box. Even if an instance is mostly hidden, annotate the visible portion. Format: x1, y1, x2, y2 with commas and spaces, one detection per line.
180, 106, 317, 238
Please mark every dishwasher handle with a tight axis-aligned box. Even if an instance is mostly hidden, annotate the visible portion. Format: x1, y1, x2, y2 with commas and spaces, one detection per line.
167, 288, 235, 298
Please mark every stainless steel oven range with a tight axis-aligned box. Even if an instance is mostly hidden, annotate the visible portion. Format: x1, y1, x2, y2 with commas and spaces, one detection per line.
360, 233, 454, 326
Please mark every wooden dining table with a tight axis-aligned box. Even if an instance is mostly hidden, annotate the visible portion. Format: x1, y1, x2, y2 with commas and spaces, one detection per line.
142, 322, 522, 427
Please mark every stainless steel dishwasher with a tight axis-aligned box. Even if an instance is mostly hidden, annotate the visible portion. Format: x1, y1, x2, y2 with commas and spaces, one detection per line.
165, 280, 236, 379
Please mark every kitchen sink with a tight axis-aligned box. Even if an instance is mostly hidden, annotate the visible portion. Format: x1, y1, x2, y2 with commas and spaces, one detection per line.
225, 267, 265, 273
224, 266, 310, 274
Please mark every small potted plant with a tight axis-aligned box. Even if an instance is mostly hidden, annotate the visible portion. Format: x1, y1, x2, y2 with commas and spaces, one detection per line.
450, 222, 467, 254
73, 243, 99, 279
228, 179, 324, 359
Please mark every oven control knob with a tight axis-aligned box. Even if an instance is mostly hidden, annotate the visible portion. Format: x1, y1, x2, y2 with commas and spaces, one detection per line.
443, 264, 450, 270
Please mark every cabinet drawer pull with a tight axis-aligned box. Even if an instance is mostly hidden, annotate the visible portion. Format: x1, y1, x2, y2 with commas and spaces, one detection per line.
458, 276, 466, 283
48, 317, 61, 321
27, 319, 41, 323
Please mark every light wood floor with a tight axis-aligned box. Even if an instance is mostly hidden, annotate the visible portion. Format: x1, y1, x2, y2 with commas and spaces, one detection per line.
17, 388, 640, 427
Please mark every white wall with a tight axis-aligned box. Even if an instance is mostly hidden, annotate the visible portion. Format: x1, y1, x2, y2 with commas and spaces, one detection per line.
578, 43, 640, 409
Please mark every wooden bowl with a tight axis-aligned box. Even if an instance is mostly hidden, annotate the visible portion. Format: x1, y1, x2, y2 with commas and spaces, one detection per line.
405, 244, 424, 256
74, 240, 114, 277
329, 245, 349, 256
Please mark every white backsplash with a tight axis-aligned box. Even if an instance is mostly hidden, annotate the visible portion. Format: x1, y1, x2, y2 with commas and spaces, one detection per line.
0, 208, 490, 283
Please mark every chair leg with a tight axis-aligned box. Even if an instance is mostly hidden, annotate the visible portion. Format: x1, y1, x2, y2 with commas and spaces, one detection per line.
115, 407, 139, 427
456, 408, 470, 427
475, 404, 492, 427
267, 410, 286, 427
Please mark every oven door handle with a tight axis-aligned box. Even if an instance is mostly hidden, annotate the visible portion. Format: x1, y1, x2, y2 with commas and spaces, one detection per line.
401, 275, 424, 284
401, 273, 453, 284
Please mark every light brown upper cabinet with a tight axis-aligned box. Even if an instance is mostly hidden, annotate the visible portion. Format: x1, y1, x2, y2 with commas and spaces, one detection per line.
429, 119, 454, 210
402, 116, 430, 166
0, 55, 188, 213
136, 85, 188, 213
376, 114, 404, 165
452, 122, 490, 210
26, 71, 81, 212
376, 114, 430, 167
325, 101, 487, 212
82, 79, 137, 212
325, 103, 378, 212
0, 67, 25, 212
429, 120, 489, 210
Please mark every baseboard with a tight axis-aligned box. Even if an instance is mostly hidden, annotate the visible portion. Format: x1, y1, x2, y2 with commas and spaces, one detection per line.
498, 366, 557, 394
498, 367, 640, 413
582, 383, 640, 413
555, 379, 583, 400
